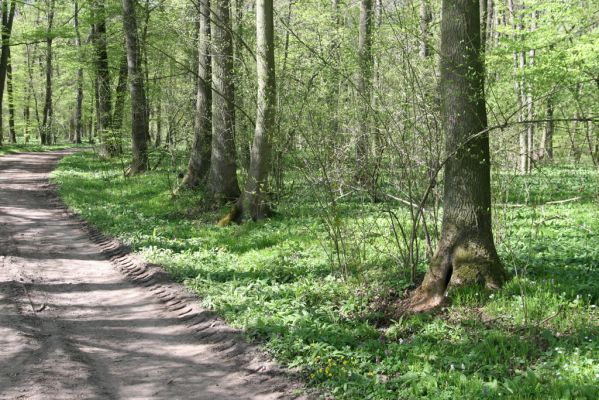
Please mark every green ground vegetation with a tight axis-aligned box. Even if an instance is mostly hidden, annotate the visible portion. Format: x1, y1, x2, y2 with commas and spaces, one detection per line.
0, 143, 82, 156
52, 150, 599, 399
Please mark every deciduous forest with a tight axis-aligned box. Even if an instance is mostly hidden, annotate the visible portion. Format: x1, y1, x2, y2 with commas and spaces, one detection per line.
0, 0, 598, 398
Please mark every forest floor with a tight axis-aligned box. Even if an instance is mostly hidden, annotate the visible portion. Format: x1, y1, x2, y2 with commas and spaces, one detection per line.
49, 149, 599, 399
0, 150, 306, 400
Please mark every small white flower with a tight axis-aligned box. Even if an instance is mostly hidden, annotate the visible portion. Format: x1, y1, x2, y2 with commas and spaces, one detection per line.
450, 364, 455, 371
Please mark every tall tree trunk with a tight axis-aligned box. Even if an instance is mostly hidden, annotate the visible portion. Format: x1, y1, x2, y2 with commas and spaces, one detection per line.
0, 0, 16, 146
154, 95, 162, 147
92, 0, 115, 153
419, 0, 432, 58
181, 0, 212, 189
7, 47, 16, 143
508, 0, 528, 173
409, 0, 506, 312
238, 0, 276, 221
41, 0, 55, 145
356, 0, 373, 184
209, 0, 241, 202
526, 10, 538, 172
74, 0, 83, 144
122, 0, 149, 174
112, 51, 129, 132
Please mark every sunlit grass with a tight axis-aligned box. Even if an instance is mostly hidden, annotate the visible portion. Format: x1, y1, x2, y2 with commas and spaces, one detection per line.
52, 151, 599, 399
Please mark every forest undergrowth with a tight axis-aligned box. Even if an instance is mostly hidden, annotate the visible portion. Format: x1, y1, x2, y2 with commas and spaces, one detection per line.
52, 150, 599, 399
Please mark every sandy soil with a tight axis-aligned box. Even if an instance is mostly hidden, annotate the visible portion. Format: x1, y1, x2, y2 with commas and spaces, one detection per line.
0, 150, 306, 400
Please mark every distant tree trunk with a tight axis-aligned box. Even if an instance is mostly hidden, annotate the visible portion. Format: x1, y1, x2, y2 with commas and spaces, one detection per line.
122, 0, 149, 174
181, 0, 212, 189
508, 0, 528, 173
526, 10, 538, 171
41, 0, 55, 145
541, 98, 554, 160
356, 0, 373, 184
409, 0, 506, 312
208, 0, 241, 202
154, 94, 162, 147
419, 0, 432, 58
7, 48, 16, 143
74, 0, 83, 144
238, 0, 276, 221
112, 51, 129, 132
92, 0, 116, 153
0, 0, 16, 146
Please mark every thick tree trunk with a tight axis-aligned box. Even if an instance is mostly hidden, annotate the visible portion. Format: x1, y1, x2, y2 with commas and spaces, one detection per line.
409, 0, 506, 312
0, 0, 16, 146
181, 0, 212, 189
92, 0, 116, 153
41, 0, 55, 145
208, 0, 241, 202
7, 47, 16, 143
122, 0, 149, 174
238, 0, 276, 221
356, 0, 373, 184
74, 1, 83, 144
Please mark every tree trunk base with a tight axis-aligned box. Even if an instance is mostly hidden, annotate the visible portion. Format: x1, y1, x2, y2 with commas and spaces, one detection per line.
405, 238, 507, 312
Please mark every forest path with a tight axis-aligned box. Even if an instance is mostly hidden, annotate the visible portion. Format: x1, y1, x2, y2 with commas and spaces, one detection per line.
0, 150, 296, 400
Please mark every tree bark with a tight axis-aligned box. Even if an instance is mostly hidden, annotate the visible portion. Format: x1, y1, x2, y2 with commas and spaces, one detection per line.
74, 0, 83, 144
356, 0, 373, 184
208, 0, 241, 202
7, 47, 16, 143
238, 0, 276, 221
409, 0, 506, 312
92, 0, 116, 153
181, 0, 212, 189
123, 0, 149, 175
112, 51, 129, 132
122, 0, 149, 174
41, 0, 55, 145
419, 0, 432, 58
541, 98, 554, 160
0, 0, 16, 146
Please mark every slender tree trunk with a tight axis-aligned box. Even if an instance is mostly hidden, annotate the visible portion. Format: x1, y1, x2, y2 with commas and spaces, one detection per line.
409, 0, 506, 312
356, 0, 373, 184
419, 0, 432, 58
541, 98, 554, 160
526, 10, 538, 172
0, 0, 16, 146
112, 51, 129, 132
122, 0, 149, 174
154, 95, 162, 147
7, 47, 16, 143
41, 0, 55, 145
238, 0, 276, 221
209, 0, 241, 202
92, 0, 115, 153
508, 0, 528, 173
181, 0, 212, 189
74, 0, 83, 144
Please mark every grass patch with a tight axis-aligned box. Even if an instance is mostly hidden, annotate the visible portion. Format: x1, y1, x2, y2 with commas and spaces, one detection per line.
0, 143, 81, 156
52, 151, 599, 399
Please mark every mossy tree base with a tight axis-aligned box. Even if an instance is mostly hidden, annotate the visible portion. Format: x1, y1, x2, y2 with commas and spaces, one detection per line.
406, 237, 507, 312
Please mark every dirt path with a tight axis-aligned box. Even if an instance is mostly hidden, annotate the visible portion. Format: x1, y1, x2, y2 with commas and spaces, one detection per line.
0, 151, 302, 400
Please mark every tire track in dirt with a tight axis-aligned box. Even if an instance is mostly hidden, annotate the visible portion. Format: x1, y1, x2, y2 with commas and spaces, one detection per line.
0, 150, 307, 400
